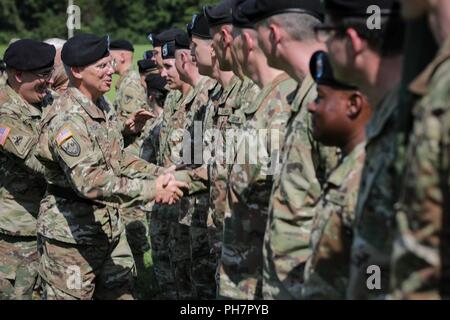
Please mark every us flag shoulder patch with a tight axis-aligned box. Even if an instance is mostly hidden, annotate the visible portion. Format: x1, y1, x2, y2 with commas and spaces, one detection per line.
0, 126, 11, 146
56, 128, 73, 146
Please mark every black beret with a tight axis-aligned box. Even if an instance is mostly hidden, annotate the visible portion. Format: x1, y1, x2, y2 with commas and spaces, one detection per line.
143, 50, 154, 60
148, 29, 185, 48
137, 59, 158, 73
161, 41, 176, 59
4, 39, 56, 71
204, 0, 233, 27
310, 51, 356, 90
109, 39, 134, 52
242, 0, 324, 23
145, 74, 168, 92
174, 33, 191, 51
322, 0, 400, 17
62, 33, 110, 67
232, 0, 254, 29
187, 13, 212, 39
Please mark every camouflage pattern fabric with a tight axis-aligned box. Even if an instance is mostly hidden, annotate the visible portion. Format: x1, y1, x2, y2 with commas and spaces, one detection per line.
346, 87, 401, 300
262, 75, 339, 299
0, 84, 47, 299
38, 230, 135, 300
36, 87, 164, 299
303, 143, 366, 299
391, 37, 450, 299
220, 73, 296, 300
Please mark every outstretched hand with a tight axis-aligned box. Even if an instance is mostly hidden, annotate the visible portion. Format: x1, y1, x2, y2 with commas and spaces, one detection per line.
124, 109, 155, 135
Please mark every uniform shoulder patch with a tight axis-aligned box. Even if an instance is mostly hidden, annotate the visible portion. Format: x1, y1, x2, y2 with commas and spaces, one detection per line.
0, 126, 11, 146
60, 137, 81, 157
56, 128, 74, 146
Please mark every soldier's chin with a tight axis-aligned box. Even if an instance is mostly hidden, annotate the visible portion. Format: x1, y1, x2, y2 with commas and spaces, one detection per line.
101, 82, 112, 92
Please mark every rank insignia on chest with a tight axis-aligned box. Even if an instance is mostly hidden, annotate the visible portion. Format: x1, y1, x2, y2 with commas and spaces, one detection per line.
0, 126, 11, 146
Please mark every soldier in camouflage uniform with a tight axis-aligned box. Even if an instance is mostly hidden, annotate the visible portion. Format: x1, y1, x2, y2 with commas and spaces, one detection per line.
0, 40, 56, 300
390, 0, 450, 299
247, 0, 339, 299
129, 74, 168, 164
137, 58, 160, 92
321, 0, 406, 299
109, 40, 156, 279
302, 52, 372, 299
204, 1, 261, 296
223, 16, 297, 300
154, 37, 196, 299
35, 33, 187, 300
165, 36, 219, 299
110, 40, 152, 142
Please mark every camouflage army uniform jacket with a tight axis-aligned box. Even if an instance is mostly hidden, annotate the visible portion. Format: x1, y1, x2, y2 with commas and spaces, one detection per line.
114, 68, 149, 123
391, 37, 450, 299
140, 113, 163, 165
175, 77, 218, 227
36, 87, 165, 245
157, 90, 183, 166
220, 73, 297, 300
262, 74, 339, 299
114, 68, 151, 147
207, 77, 260, 231
303, 142, 366, 299
346, 87, 400, 300
161, 86, 196, 167
0, 85, 47, 237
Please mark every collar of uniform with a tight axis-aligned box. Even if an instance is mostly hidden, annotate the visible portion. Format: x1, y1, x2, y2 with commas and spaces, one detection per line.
3, 84, 42, 118
218, 75, 241, 105
253, 72, 291, 109
174, 87, 194, 111
186, 76, 210, 106
326, 141, 366, 188
68, 87, 107, 121
365, 85, 400, 141
266, 72, 291, 90
409, 36, 450, 96
291, 73, 314, 113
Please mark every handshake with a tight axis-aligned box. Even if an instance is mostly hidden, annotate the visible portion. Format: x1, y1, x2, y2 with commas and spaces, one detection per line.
154, 167, 189, 205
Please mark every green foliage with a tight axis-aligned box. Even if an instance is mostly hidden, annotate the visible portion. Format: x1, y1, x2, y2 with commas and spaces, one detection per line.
0, 0, 217, 45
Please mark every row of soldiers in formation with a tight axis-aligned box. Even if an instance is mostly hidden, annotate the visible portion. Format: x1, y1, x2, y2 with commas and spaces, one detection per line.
0, 0, 449, 300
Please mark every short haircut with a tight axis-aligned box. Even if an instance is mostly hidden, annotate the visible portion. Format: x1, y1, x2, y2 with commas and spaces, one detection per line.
44, 38, 67, 50
329, 14, 405, 57
265, 12, 322, 42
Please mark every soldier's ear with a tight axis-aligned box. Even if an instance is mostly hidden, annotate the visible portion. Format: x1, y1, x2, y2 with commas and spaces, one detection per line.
181, 51, 190, 65
221, 25, 232, 48
243, 31, 254, 54
120, 52, 126, 63
346, 28, 365, 57
269, 22, 281, 46
71, 66, 83, 80
347, 92, 363, 119
13, 70, 23, 84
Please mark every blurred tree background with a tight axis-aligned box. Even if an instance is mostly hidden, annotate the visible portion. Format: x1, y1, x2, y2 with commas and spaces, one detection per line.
0, 0, 218, 44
